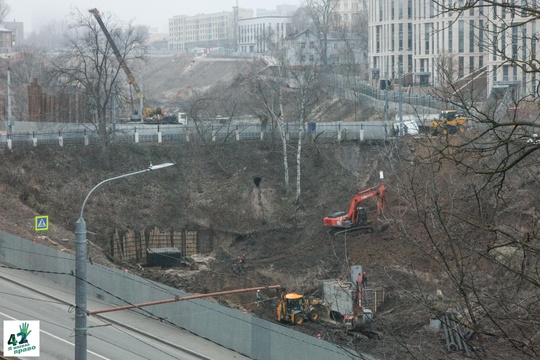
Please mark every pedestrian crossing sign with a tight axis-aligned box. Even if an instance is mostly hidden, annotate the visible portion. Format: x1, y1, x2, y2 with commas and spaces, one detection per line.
35, 216, 49, 231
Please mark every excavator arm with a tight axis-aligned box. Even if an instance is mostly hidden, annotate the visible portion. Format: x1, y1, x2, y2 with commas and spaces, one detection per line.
88, 8, 142, 99
346, 184, 386, 220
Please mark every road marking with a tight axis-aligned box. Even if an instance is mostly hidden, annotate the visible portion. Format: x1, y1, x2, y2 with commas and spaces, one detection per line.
0, 311, 110, 360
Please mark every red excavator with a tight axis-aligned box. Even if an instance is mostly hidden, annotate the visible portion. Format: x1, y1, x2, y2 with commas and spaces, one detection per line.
323, 184, 388, 236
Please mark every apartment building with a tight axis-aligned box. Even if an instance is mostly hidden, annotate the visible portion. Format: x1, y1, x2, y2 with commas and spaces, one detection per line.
368, 0, 539, 98
238, 16, 293, 53
2, 21, 23, 47
0, 27, 13, 50
168, 9, 253, 52
333, 0, 368, 27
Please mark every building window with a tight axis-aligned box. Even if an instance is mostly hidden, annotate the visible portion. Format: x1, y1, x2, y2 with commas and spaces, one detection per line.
469, 56, 474, 73
408, 23, 413, 50
459, 56, 464, 77
398, 23, 403, 51
391, 24, 395, 50
512, 26, 518, 60
309, 41, 315, 48
448, 21, 453, 52
309, 54, 314, 62
301, 42, 306, 49
458, 20, 464, 52
493, 25, 498, 61
376, 25, 381, 52
469, 20, 475, 52
425, 23, 431, 54
479, 20, 484, 52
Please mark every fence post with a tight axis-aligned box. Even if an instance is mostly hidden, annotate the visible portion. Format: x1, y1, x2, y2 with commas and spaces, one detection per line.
7, 136, 12, 150
157, 125, 162, 143
337, 124, 342, 142
134, 127, 139, 143
212, 130, 216, 142
236, 126, 240, 141
186, 129, 191, 142
58, 130, 63, 147
33, 131, 37, 147
359, 124, 364, 142
260, 130, 264, 141
84, 129, 89, 146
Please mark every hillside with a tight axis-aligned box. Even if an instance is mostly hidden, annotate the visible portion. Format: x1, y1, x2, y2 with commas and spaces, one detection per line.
0, 138, 459, 359
2, 56, 536, 360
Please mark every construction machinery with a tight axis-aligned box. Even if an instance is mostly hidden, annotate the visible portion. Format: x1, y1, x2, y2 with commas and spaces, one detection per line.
276, 292, 320, 325
321, 266, 372, 331
323, 184, 388, 236
431, 110, 467, 136
89, 8, 161, 122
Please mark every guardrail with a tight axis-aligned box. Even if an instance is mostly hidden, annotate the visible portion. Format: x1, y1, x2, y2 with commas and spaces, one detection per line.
0, 121, 397, 151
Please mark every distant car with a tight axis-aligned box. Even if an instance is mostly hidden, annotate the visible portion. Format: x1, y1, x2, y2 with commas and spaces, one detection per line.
526, 134, 540, 144
392, 118, 419, 136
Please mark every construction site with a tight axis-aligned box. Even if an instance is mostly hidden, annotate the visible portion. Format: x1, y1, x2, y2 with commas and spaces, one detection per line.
0, 38, 538, 358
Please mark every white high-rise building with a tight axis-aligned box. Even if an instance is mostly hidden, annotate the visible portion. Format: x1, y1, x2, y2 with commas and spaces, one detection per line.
368, 0, 539, 99
169, 9, 253, 52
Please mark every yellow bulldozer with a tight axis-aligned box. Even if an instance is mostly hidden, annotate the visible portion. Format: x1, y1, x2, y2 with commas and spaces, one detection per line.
276, 292, 321, 325
431, 110, 467, 136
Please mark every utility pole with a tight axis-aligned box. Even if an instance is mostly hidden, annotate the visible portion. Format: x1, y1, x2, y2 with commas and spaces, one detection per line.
384, 72, 389, 123
7, 65, 12, 137
233, 0, 239, 51
398, 62, 403, 136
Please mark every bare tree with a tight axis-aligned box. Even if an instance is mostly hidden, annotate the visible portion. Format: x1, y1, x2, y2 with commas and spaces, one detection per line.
0, 48, 53, 120
288, 66, 322, 202
240, 27, 323, 200
242, 58, 292, 194
303, 0, 338, 67
50, 8, 148, 150
25, 20, 69, 50
383, 2, 540, 358
0, 0, 10, 24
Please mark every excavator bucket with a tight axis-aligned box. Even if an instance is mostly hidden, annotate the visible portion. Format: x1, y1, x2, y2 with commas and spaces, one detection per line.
377, 221, 390, 232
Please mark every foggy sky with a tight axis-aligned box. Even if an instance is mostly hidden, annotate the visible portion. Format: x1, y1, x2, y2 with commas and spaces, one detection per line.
8, 0, 301, 34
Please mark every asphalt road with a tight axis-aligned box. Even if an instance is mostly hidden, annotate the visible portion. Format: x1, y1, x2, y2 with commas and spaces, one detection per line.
0, 266, 250, 360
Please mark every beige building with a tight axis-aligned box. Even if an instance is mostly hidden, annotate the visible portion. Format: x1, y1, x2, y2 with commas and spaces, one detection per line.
333, 0, 367, 26
0, 27, 13, 50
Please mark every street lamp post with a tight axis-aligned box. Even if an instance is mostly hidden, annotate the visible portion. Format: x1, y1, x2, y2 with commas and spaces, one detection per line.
75, 162, 175, 360
397, 63, 403, 136
7, 65, 12, 138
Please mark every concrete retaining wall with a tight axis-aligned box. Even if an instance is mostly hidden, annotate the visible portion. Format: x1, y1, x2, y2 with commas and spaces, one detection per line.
0, 230, 366, 360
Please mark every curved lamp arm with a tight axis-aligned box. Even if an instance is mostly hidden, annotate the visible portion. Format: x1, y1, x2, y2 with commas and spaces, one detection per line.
79, 162, 175, 219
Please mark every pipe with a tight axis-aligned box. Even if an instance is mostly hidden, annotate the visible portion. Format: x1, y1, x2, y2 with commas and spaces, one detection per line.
88, 285, 281, 315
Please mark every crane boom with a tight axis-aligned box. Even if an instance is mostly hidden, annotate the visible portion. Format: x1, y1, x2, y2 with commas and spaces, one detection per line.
88, 8, 142, 99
